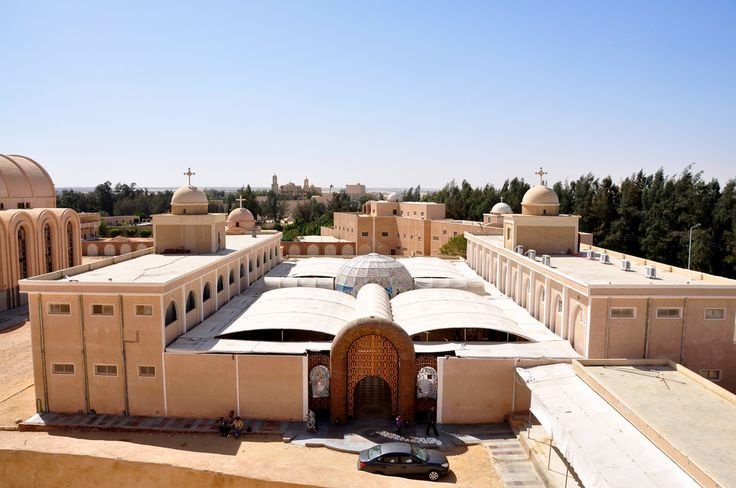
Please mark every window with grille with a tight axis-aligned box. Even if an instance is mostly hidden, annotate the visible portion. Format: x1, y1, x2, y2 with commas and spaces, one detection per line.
381, 232, 389, 237
700, 369, 721, 381
52, 363, 75, 374
135, 305, 153, 316
91, 304, 114, 316
656, 308, 682, 319
138, 365, 156, 377
704, 308, 725, 320
94, 364, 117, 376
610, 307, 636, 319
48, 303, 71, 315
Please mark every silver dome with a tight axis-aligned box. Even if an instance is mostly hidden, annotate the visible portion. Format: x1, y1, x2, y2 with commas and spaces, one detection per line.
335, 253, 414, 298
491, 201, 513, 214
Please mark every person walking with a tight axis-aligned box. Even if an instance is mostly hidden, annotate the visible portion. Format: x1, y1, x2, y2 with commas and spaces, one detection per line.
395, 414, 403, 436
426, 406, 439, 436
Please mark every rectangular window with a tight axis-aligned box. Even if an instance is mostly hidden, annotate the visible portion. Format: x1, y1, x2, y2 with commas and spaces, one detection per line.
417, 236, 422, 241
416, 251, 423, 255
432, 236, 439, 241
453, 231, 458, 237
656, 307, 682, 319
94, 364, 118, 376
361, 232, 369, 237
610, 307, 636, 319
135, 305, 153, 316
91, 304, 114, 316
443, 230, 447, 235
138, 365, 156, 377
52, 363, 75, 375
48, 303, 71, 315
506, 228, 510, 239
704, 308, 725, 320
381, 232, 389, 237
700, 369, 721, 381
421, 212, 424, 216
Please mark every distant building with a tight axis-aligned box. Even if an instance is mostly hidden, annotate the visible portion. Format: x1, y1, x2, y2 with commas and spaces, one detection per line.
345, 183, 366, 200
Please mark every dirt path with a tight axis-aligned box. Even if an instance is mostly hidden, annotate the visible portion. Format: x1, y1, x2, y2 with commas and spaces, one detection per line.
0, 322, 35, 427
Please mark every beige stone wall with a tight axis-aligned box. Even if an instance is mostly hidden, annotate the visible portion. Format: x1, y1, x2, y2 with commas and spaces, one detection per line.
515, 224, 577, 255
238, 355, 304, 420
165, 354, 238, 418
439, 357, 515, 423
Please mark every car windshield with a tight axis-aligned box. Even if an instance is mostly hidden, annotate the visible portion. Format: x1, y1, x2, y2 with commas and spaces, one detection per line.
368, 446, 382, 458
411, 446, 428, 462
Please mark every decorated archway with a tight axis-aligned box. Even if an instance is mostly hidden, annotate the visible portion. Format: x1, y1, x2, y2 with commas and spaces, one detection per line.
330, 317, 416, 424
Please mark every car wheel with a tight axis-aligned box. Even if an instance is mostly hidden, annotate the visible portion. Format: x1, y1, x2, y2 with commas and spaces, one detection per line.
427, 470, 440, 481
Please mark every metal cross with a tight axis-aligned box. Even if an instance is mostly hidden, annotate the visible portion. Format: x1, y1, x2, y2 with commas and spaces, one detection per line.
534, 166, 548, 185
183, 167, 195, 186
236, 195, 246, 209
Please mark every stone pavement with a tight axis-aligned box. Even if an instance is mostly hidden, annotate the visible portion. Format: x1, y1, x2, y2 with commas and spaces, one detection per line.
0, 304, 28, 332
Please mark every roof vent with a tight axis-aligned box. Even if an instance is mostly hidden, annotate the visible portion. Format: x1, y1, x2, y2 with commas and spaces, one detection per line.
527, 249, 537, 260
620, 259, 631, 271
644, 266, 656, 279
541, 255, 551, 266
599, 254, 610, 264
515, 245, 524, 255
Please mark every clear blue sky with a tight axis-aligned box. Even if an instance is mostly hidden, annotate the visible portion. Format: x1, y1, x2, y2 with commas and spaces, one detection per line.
1, 0, 734, 189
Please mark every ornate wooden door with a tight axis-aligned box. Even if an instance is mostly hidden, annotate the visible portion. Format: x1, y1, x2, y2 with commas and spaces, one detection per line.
347, 335, 398, 416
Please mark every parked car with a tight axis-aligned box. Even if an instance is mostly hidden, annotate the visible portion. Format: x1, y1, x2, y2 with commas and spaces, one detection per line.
357, 442, 450, 481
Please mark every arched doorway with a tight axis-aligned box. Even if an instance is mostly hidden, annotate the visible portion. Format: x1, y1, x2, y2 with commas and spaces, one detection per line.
354, 376, 391, 419
330, 317, 416, 425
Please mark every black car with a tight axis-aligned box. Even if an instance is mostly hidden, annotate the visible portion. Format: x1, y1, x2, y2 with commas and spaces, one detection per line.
357, 442, 450, 481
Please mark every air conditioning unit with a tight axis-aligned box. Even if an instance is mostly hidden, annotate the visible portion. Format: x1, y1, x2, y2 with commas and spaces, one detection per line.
599, 254, 610, 264
527, 249, 537, 260
644, 266, 657, 279
584, 249, 595, 259
541, 255, 551, 266
516, 245, 524, 255
620, 259, 631, 271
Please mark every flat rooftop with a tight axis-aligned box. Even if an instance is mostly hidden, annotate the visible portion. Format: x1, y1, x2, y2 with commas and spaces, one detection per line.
474, 235, 736, 287
29, 234, 280, 285
582, 362, 736, 487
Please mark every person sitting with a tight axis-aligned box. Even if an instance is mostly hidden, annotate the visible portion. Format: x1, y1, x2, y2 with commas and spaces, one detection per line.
231, 416, 245, 439
217, 416, 230, 437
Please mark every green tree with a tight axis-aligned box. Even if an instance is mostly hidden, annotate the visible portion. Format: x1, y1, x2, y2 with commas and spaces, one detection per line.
439, 235, 467, 258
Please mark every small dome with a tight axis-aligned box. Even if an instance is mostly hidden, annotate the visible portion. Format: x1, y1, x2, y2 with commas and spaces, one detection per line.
172, 185, 208, 205
491, 202, 513, 214
227, 207, 256, 232
521, 185, 560, 216
386, 192, 400, 202
171, 185, 208, 215
335, 253, 413, 298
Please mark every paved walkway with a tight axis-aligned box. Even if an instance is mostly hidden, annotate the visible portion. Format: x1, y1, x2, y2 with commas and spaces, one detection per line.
0, 304, 28, 332
485, 435, 545, 488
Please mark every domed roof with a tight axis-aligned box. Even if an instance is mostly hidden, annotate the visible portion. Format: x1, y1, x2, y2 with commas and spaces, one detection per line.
227, 207, 255, 223
335, 253, 414, 298
491, 201, 513, 214
0, 154, 55, 199
386, 192, 400, 202
171, 185, 208, 205
521, 185, 559, 206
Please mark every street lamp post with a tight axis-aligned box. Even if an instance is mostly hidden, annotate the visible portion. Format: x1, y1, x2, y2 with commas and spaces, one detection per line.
688, 223, 701, 271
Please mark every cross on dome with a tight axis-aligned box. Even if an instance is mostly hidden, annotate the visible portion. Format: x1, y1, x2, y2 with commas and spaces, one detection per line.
534, 166, 548, 185
183, 167, 196, 186
236, 195, 246, 209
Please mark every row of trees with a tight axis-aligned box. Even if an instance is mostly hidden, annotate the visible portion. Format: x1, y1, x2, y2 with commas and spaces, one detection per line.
413, 167, 736, 279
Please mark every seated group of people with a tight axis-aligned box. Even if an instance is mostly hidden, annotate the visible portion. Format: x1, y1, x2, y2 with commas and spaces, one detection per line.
217, 411, 248, 438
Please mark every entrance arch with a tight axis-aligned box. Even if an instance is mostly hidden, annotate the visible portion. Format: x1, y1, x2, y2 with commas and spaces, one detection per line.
354, 376, 391, 419
330, 317, 416, 425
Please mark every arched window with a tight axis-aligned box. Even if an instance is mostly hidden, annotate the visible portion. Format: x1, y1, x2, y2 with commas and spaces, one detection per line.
203, 282, 212, 302
256, 256, 261, 268
309, 365, 330, 398
229, 269, 234, 285
235, 221, 240, 227
165, 301, 177, 326
17, 227, 29, 279
270, 248, 273, 259
67, 221, 74, 267
217, 275, 224, 292
44, 223, 53, 273
249, 258, 253, 271
263, 251, 267, 264
239, 263, 245, 278
186, 291, 196, 312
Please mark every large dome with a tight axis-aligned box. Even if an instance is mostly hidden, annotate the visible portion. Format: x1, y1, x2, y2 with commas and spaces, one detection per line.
521, 185, 560, 216
171, 185, 208, 215
491, 201, 512, 214
0, 154, 55, 199
335, 253, 414, 298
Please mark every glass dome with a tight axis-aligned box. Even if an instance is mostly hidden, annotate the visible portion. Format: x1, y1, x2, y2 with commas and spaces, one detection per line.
335, 253, 414, 298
